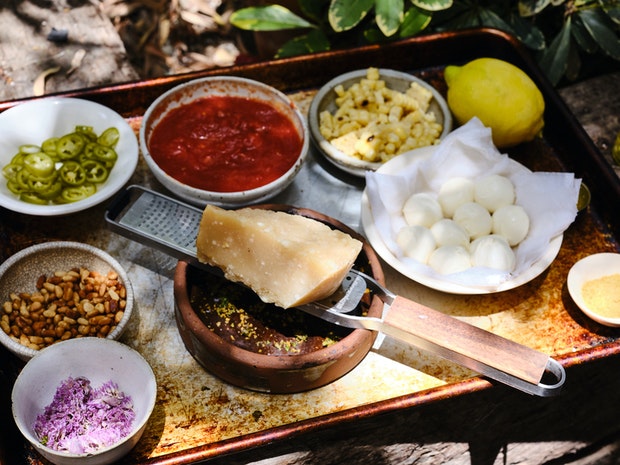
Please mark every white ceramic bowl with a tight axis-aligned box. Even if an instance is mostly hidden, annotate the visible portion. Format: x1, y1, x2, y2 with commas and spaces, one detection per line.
0, 241, 134, 360
567, 253, 620, 326
0, 97, 139, 216
308, 68, 452, 177
360, 146, 563, 294
140, 76, 308, 207
12, 337, 156, 465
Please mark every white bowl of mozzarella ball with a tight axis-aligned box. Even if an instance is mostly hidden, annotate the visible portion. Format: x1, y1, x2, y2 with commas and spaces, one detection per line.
396, 174, 529, 275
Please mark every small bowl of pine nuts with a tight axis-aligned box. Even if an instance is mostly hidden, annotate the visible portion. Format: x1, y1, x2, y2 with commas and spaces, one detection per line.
0, 241, 133, 361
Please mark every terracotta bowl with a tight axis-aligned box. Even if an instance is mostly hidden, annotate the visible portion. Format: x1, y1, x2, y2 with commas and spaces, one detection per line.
173, 205, 384, 394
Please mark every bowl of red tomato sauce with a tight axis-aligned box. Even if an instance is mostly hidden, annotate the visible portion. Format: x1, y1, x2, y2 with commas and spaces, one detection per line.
140, 77, 309, 206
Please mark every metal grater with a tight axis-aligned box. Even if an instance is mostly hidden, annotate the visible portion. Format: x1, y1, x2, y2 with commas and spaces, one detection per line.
105, 185, 208, 269
104, 185, 566, 396
105, 184, 363, 311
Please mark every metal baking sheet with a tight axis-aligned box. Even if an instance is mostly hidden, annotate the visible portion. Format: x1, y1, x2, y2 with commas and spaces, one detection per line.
1, 28, 619, 465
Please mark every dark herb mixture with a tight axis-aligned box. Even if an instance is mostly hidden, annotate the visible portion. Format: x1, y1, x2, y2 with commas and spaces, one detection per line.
188, 268, 355, 355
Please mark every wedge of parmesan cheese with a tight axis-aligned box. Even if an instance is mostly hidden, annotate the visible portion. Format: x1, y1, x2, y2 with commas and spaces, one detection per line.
196, 205, 363, 308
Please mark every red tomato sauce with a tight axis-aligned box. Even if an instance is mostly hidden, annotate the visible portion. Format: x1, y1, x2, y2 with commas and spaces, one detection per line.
148, 96, 303, 192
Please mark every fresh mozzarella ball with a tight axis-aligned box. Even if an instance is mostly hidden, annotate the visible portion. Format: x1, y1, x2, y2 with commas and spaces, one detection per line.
438, 177, 475, 218
474, 175, 515, 213
402, 193, 443, 228
470, 235, 516, 272
452, 202, 492, 240
429, 245, 472, 275
430, 219, 470, 249
492, 205, 530, 246
396, 225, 436, 264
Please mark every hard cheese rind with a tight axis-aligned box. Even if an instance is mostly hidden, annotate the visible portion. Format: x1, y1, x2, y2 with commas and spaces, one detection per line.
196, 205, 363, 308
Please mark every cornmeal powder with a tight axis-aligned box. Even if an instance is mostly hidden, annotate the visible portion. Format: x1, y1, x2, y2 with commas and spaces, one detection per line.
582, 273, 620, 318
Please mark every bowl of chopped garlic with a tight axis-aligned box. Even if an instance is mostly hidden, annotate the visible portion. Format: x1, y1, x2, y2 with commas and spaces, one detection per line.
308, 67, 452, 177
567, 252, 620, 327
12, 337, 156, 465
0, 241, 134, 361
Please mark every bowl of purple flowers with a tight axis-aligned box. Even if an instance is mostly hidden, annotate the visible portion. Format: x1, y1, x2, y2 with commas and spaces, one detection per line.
11, 337, 156, 465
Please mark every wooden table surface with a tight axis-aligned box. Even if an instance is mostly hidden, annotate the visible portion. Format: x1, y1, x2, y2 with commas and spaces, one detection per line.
1, 2, 620, 464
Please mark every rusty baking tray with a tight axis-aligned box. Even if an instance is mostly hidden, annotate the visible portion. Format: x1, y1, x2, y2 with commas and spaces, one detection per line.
1, 28, 619, 465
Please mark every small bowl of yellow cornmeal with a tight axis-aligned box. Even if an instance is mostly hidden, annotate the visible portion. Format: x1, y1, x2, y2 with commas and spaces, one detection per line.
567, 253, 620, 327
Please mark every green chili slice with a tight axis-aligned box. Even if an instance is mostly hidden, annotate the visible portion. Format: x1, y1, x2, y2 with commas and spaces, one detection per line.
59, 161, 86, 186
26, 172, 59, 194
92, 144, 118, 167
11, 152, 26, 165
18, 144, 42, 154
75, 125, 97, 141
56, 133, 86, 160
97, 127, 120, 148
82, 159, 109, 183
41, 137, 59, 158
19, 191, 48, 205
2, 163, 22, 182
37, 180, 63, 200
16, 169, 31, 190
6, 180, 23, 195
23, 152, 55, 177
58, 183, 96, 203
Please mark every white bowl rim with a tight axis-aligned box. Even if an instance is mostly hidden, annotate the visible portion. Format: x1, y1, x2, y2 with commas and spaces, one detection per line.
0, 241, 134, 360
567, 252, 620, 326
11, 337, 156, 459
308, 68, 453, 177
360, 146, 564, 295
139, 76, 309, 206
0, 97, 139, 216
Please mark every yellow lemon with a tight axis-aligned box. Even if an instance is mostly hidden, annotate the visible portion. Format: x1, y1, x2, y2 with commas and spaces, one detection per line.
444, 58, 545, 148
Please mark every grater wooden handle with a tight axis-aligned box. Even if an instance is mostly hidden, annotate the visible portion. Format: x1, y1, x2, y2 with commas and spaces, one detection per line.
382, 295, 561, 393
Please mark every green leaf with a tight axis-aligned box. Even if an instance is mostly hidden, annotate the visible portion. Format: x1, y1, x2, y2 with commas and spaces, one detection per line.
411, 0, 453, 12
518, 0, 552, 17
572, 15, 599, 53
565, 38, 582, 81
508, 13, 546, 50
399, 6, 433, 37
376, 0, 405, 36
577, 8, 620, 59
600, 0, 620, 25
298, 0, 331, 22
477, 8, 514, 32
329, 0, 375, 32
538, 18, 572, 85
275, 29, 331, 58
230, 6, 313, 31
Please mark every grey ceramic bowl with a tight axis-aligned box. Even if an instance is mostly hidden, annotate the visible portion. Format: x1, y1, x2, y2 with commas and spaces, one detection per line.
308, 68, 452, 177
0, 241, 134, 360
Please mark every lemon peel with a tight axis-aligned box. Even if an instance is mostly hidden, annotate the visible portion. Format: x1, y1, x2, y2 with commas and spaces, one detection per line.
444, 58, 545, 148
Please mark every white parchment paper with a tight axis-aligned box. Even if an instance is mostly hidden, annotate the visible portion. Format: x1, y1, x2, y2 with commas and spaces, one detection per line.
365, 118, 581, 290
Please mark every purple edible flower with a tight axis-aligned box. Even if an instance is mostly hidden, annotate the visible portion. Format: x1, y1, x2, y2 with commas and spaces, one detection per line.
33, 377, 135, 454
